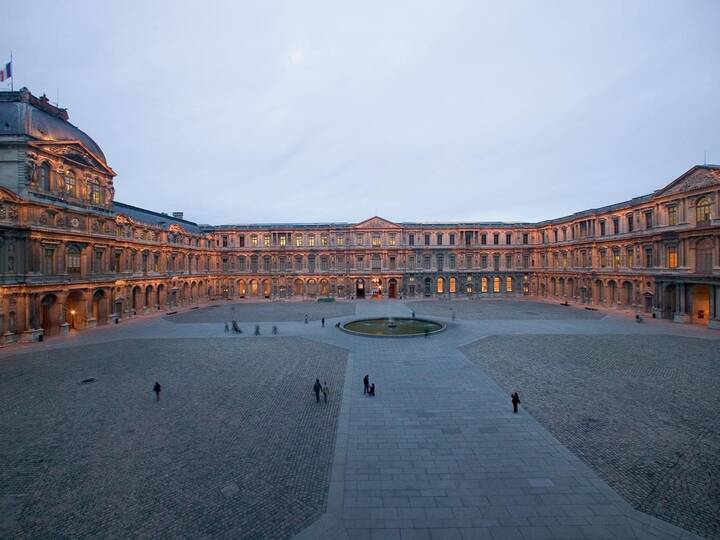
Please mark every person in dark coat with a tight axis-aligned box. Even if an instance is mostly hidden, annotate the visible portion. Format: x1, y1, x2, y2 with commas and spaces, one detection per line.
363, 374, 369, 394
369, 383, 375, 396
321, 317, 325, 327
153, 381, 162, 402
511, 391, 520, 413
313, 379, 322, 403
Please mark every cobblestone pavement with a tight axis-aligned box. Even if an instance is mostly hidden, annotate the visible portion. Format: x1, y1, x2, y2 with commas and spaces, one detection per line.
407, 298, 605, 320
460, 334, 720, 539
165, 300, 357, 323
0, 337, 347, 539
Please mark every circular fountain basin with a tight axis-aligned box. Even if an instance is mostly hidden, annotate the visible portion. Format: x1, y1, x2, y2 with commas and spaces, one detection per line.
341, 317, 445, 337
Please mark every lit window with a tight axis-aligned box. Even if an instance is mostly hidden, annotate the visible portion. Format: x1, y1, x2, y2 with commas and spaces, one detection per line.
279, 235, 286, 247
320, 235, 328, 246
481, 277, 488, 293
251, 235, 258, 247
64, 171, 76, 196
264, 235, 270, 247
506, 277, 513, 292
436, 277, 444, 294
90, 180, 101, 204
493, 276, 500, 293
667, 206, 677, 226
389, 234, 396, 246
295, 234, 303, 246
667, 246, 678, 268
309, 235, 316, 247
449, 277, 456, 293
696, 198, 711, 223
336, 235, 344, 245
372, 235, 381, 246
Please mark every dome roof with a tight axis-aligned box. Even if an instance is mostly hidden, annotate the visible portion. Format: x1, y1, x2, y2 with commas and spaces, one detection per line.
0, 88, 106, 163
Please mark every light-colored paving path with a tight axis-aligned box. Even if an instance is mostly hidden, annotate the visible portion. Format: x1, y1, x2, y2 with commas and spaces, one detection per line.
294, 300, 708, 540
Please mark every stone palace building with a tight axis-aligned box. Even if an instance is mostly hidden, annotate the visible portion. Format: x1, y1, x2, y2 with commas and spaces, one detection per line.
1, 88, 719, 342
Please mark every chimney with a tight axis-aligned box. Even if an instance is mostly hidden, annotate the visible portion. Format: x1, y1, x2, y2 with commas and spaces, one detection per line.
172, 212, 184, 220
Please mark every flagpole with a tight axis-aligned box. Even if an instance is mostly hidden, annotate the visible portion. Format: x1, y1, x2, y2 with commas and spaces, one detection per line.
10, 50, 12, 91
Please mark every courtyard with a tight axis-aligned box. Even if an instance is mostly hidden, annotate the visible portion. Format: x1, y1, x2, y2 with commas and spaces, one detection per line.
1, 298, 717, 539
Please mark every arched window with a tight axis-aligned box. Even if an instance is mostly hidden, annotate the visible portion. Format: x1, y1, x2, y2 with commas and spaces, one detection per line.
64, 170, 76, 196
449, 277, 456, 294
696, 197, 711, 224
506, 276, 513, 292
436, 277, 444, 294
481, 277, 488, 293
66, 245, 81, 274
493, 276, 500, 293
39, 162, 51, 191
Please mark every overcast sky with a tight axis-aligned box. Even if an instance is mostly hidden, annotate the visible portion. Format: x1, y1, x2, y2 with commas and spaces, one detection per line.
3, 1, 720, 225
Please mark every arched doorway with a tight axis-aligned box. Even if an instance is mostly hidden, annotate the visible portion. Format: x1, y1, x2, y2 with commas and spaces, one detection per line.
157, 284, 166, 307
250, 279, 259, 296
67, 290, 85, 329
690, 284, 710, 325
388, 278, 398, 299
93, 289, 108, 325
436, 277, 445, 294
608, 281, 617, 304
595, 280, 604, 304
306, 279, 317, 297
145, 285, 155, 310
622, 281, 633, 306
449, 277, 457, 294
262, 279, 271, 298
182, 282, 190, 303
132, 286, 143, 312
356, 279, 365, 299
320, 279, 330, 297
293, 279, 304, 296
40, 294, 61, 335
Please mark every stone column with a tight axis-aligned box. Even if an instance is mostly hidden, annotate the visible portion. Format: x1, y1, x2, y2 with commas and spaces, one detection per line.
674, 283, 690, 323
85, 293, 97, 328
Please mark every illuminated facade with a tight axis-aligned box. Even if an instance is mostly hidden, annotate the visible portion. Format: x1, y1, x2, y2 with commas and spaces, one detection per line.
1, 88, 719, 343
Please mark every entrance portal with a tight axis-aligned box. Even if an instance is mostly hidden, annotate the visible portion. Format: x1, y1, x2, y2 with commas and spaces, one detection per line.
388, 278, 397, 299
355, 279, 365, 299
690, 284, 710, 325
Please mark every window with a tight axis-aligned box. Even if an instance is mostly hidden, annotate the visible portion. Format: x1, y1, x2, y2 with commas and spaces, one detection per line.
436, 233, 443, 246
522, 253, 530, 268
612, 248, 620, 268
424, 234, 430, 246
308, 235, 316, 247
263, 256, 271, 272
320, 256, 329, 271
389, 256, 396, 270
481, 233, 487, 245
667, 246, 678, 269
295, 256, 303, 271
696, 238, 713, 273
320, 235, 328, 246
505, 254, 512, 268
449, 233, 455, 246
372, 235, 381, 247
600, 249, 607, 268
153, 253, 159, 272
295, 234, 303, 246
449, 254, 456, 269
493, 254, 500, 271
627, 214, 634, 233
94, 251, 104, 273
493, 276, 500, 293
263, 235, 270, 247
436, 254, 444, 271
64, 171, 76, 196
600, 220, 606, 236
645, 247, 653, 268
372, 254, 381, 270
554, 230, 559, 243
39, 162, 51, 191
696, 198, 711, 224
355, 233, 364, 245
626, 247, 634, 268
667, 206, 677, 226
279, 235, 287, 247
336, 235, 344, 246
481, 277, 488, 293
465, 231, 472, 246
356, 255, 364, 270
423, 255, 431, 269
644, 211, 653, 229
493, 233, 499, 245
251, 235, 258, 247
505, 233, 512, 245
522, 233, 528, 244
308, 255, 316, 272
43, 248, 54, 275
436, 277, 444, 294
239, 235, 245, 247
506, 277, 513, 292
408, 234, 414, 246
612, 218, 619, 235
449, 277, 457, 294
389, 234, 396, 246
114, 252, 121, 273
481, 254, 488, 268
222, 235, 228, 247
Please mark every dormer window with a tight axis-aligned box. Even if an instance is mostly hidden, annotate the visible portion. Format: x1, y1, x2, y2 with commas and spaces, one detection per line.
696, 197, 711, 224
39, 162, 51, 191
64, 171, 76, 197
89, 179, 101, 205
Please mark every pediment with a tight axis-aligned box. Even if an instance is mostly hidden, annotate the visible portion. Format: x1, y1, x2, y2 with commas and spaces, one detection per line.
655, 166, 720, 198
28, 140, 116, 177
0, 187, 24, 203
353, 216, 401, 229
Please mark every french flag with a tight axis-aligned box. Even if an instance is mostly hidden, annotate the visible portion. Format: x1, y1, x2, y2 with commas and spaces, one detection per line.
0, 62, 12, 82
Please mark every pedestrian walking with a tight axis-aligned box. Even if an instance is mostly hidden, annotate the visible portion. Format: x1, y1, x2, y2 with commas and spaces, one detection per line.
224, 322, 229, 333
321, 317, 325, 327
304, 314, 309, 324
254, 324, 260, 336
369, 383, 376, 396
411, 310, 416, 319
313, 378, 322, 403
272, 325, 278, 335
363, 374, 369, 394
153, 381, 162, 402
322, 381, 329, 403
511, 391, 520, 414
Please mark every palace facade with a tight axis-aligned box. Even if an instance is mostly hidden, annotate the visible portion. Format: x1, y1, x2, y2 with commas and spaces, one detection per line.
1, 88, 719, 343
